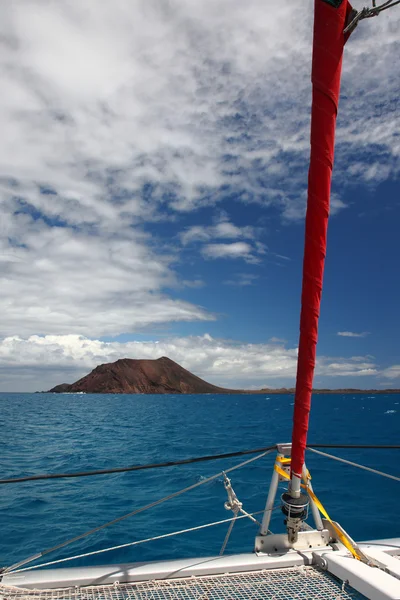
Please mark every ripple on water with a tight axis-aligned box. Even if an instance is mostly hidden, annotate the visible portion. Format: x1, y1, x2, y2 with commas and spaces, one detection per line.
1, 392, 399, 567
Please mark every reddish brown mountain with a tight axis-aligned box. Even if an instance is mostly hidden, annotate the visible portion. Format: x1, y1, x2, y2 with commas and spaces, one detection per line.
48, 357, 236, 394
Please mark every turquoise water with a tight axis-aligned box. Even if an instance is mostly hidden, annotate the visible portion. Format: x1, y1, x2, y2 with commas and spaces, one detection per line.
0, 392, 399, 571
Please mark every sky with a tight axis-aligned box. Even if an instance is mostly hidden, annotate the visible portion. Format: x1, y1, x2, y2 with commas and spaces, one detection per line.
0, 0, 399, 392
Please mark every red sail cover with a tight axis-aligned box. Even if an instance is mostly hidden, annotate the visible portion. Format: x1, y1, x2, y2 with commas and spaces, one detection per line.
291, 0, 353, 480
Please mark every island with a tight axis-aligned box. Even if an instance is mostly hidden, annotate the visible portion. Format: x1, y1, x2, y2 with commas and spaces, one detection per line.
45, 357, 400, 395
47, 357, 239, 394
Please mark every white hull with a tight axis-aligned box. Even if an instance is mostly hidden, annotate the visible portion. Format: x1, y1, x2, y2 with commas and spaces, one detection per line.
2, 536, 400, 599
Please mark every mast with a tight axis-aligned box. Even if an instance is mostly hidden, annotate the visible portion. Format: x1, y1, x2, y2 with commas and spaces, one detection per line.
290, 0, 355, 497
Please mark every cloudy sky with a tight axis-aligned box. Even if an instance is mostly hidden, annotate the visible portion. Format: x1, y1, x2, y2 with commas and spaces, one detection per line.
0, 0, 399, 392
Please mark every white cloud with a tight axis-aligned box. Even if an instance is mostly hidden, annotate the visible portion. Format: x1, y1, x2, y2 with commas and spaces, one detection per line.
223, 273, 259, 286
181, 214, 266, 263
202, 242, 259, 263
337, 331, 370, 338
182, 279, 205, 288
380, 365, 400, 380
320, 361, 377, 377
0, 333, 380, 391
180, 215, 256, 245
180, 226, 212, 245
0, 219, 213, 337
0, 0, 399, 349
1, 1, 398, 228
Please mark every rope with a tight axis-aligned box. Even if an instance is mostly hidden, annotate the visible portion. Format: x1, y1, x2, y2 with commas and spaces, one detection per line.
1, 444, 399, 486
219, 518, 237, 556
368, 0, 400, 13
307, 448, 400, 483
273, 462, 363, 561
308, 444, 400, 449
239, 508, 261, 526
217, 473, 263, 555
344, 0, 400, 33
8, 510, 266, 574
0, 446, 277, 485
219, 472, 242, 556
3, 450, 272, 575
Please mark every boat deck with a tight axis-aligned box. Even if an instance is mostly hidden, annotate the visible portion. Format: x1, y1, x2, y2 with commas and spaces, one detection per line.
0, 567, 367, 600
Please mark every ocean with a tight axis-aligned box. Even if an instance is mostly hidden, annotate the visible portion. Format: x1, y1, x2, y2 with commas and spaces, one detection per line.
0, 392, 399, 572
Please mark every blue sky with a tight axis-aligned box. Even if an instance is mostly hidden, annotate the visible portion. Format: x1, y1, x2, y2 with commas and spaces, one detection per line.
0, 0, 399, 391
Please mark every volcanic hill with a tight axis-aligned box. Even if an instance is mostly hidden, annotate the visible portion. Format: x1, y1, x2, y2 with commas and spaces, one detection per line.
48, 357, 237, 394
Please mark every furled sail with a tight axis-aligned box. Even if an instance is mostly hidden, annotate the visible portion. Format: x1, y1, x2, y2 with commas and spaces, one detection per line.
290, 0, 354, 493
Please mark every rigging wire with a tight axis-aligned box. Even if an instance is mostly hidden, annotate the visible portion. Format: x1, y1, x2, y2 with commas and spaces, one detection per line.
1, 444, 400, 485
6, 508, 272, 575
2, 450, 272, 575
307, 448, 400, 483
344, 0, 400, 33
370, 0, 400, 14
0, 446, 276, 485
2, 444, 400, 574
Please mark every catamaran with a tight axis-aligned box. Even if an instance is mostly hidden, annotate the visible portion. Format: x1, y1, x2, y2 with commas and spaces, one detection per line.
1, 1, 400, 598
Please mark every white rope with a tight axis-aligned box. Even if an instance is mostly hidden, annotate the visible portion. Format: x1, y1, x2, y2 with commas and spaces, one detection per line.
307, 448, 400, 482
9, 510, 266, 574
219, 517, 237, 556
239, 508, 261, 526
4, 450, 273, 575
218, 476, 263, 555
219, 472, 242, 555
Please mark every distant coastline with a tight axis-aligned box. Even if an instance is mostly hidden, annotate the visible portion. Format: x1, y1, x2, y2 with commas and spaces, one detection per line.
259, 388, 399, 394
42, 389, 400, 394
42, 356, 400, 395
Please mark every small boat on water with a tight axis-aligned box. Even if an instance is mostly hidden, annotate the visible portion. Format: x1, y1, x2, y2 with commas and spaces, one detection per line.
1, 1, 400, 598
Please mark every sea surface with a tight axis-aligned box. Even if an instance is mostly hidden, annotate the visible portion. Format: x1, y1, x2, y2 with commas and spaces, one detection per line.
0, 392, 399, 572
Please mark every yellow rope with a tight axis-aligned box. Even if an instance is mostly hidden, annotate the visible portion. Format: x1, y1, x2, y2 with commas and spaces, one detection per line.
273, 460, 362, 560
